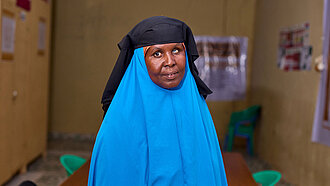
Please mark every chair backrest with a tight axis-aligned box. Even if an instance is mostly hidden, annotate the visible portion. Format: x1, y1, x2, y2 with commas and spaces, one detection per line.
230, 105, 261, 126
252, 170, 282, 186
60, 154, 87, 176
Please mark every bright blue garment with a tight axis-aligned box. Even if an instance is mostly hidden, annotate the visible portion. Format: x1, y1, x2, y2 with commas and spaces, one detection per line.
88, 47, 228, 186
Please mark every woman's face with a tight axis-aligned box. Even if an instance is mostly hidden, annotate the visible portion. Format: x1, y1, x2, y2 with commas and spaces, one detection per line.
144, 43, 186, 89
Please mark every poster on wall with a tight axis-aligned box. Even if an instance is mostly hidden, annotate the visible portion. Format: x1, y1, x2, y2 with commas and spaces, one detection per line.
312, 0, 330, 147
1, 10, 16, 61
37, 17, 46, 55
194, 36, 248, 101
278, 23, 313, 71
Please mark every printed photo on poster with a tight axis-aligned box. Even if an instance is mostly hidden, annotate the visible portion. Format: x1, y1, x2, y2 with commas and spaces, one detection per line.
194, 36, 248, 101
278, 22, 312, 71
1, 10, 16, 60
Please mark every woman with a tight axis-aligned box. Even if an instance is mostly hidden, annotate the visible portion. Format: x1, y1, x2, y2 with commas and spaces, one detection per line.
88, 16, 228, 186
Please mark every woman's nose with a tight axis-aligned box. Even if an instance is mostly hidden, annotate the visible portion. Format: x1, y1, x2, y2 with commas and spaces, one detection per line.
164, 53, 175, 67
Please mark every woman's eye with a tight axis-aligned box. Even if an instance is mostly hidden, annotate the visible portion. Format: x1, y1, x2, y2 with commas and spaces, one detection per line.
172, 48, 179, 54
153, 51, 161, 57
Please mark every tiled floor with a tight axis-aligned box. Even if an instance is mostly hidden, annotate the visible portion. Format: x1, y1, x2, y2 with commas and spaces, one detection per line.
4, 134, 292, 186
4, 134, 94, 186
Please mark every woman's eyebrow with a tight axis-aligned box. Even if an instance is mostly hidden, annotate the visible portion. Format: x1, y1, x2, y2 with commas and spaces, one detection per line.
148, 47, 161, 54
146, 44, 184, 56
152, 47, 161, 50
175, 43, 184, 47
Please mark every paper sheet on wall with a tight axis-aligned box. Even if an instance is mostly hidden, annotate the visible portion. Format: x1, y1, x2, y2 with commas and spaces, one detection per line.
38, 18, 46, 55
278, 23, 313, 71
312, 0, 330, 147
194, 36, 248, 101
1, 11, 16, 60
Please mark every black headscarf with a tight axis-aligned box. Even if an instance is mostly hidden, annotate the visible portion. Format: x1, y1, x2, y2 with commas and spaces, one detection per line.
101, 16, 212, 114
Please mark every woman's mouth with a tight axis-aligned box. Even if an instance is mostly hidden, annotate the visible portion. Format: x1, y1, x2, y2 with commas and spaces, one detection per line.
163, 72, 179, 80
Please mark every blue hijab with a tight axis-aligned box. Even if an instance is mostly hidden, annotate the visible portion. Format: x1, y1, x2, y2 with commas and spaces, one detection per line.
88, 47, 228, 185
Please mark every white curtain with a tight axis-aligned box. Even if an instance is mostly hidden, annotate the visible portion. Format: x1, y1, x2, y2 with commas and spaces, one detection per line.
312, 0, 330, 147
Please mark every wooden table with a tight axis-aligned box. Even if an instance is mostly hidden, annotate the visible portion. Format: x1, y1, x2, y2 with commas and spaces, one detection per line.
61, 158, 90, 186
61, 152, 257, 186
223, 152, 257, 186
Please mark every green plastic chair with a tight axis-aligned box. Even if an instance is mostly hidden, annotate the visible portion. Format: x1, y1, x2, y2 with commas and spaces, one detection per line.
224, 105, 261, 155
60, 154, 87, 176
253, 170, 282, 186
